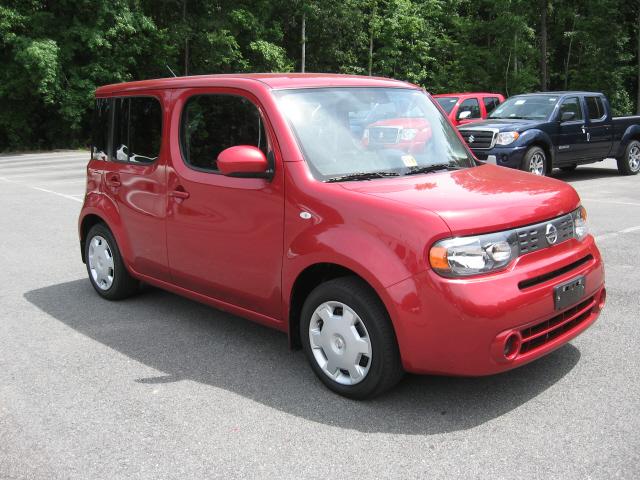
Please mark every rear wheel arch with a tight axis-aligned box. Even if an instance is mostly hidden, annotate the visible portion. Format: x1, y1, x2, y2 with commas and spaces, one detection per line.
80, 214, 107, 263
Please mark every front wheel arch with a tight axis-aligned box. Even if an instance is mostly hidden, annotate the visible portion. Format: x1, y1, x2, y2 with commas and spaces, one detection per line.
289, 263, 389, 349
521, 145, 550, 175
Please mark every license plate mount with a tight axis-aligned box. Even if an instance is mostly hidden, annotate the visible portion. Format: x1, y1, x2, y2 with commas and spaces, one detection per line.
554, 275, 586, 310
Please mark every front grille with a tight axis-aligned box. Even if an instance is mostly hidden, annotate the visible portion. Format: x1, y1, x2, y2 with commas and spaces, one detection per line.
459, 129, 496, 150
369, 127, 400, 145
519, 296, 595, 354
517, 213, 574, 254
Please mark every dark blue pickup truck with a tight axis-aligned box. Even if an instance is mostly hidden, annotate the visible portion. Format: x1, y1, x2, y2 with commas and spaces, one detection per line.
458, 91, 640, 176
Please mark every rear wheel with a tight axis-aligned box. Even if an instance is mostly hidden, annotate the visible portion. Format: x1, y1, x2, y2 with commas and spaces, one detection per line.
85, 223, 139, 300
521, 146, 547, 176
300, 277, 403, 399
617, 140, 640, 175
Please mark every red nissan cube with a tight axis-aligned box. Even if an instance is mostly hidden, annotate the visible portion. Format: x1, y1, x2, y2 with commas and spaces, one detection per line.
79, 74, 605, 399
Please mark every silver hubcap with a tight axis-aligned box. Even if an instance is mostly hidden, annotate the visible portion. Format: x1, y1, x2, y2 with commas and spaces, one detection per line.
88, 235, 115, 290
308, 301, 372, 385
629, 146, 640, 172
528, 152, 545, 175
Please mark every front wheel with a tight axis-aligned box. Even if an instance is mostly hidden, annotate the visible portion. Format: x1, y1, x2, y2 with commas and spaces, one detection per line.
300, 277, 404, 399
521, 146, 548, 176
617, 140, 640, 175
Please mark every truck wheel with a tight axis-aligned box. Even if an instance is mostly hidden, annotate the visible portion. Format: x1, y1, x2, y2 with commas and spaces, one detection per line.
85, 223, 139, 300
522, 147, 547, 176
560, 164, 577, 172
300, 276, 404, 399
617, 140, 640, 175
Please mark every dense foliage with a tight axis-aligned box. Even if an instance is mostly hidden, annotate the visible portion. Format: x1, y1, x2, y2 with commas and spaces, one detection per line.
1, 0, 639, 150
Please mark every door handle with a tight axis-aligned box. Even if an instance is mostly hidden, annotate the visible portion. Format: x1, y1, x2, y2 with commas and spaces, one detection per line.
105, 173, 121, 188
169, 188, 190, 200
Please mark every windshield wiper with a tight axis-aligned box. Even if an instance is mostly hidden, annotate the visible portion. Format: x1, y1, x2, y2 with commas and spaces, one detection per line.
325, 171, 400, 183
404, 164, 461, 175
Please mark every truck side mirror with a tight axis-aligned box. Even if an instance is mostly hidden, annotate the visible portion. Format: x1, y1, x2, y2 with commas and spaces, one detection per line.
458, 110, 472, 120
560, 111, 576, 122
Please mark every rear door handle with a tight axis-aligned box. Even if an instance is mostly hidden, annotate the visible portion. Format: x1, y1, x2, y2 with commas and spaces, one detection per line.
106, 173, 121, 188
169, 188, 190, 200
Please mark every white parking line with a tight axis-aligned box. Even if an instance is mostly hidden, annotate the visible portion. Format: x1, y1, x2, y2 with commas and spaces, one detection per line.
0, 176, 83, 203
581, 198, 640, 207
595, 226, 640, 242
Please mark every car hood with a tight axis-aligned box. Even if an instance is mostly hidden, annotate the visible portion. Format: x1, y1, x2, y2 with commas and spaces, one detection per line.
459, 118, 547, 132
339, 164, 580, 235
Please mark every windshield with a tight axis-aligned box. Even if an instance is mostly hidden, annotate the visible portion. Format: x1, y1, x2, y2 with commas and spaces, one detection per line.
490, 95, 559, 120
435, 96, 458, 114
276, 88, 474, 182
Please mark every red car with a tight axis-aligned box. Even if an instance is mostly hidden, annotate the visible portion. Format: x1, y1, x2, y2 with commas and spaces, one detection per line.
434, 92, 505, 126
79, 74, 605, 399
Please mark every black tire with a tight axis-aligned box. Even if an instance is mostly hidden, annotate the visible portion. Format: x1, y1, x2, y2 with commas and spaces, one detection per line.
560, 164, 577, 172
616, 140, 640, 176
521, 146, 548, 176
300, 276, 404, 399
84, 223, 139, 300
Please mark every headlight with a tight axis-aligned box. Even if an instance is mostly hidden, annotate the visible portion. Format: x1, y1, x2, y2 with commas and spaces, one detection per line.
496, 131, 520, 145
429, 231, 519, 277
573, 206, 588, 240
400, 128, 418, 140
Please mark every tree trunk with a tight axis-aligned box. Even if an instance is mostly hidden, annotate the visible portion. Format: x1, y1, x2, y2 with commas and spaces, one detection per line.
301, 11, 306, 73
183, 0, 189, 76
637, 6, 640, 114
368, 10, 375, 76
539, 0, 548, 90
514, 31, 518, 77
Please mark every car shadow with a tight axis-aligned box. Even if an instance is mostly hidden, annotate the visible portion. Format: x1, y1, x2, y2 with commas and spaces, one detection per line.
25, 279, 581, 435
552, 165, 620, 182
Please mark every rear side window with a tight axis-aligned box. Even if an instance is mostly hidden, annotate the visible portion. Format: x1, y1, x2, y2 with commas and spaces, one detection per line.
458, 98, 481, 119
181, 94, 267, 172
92, 96, 162, 163
585, 96, 605, 121
91, 98, 111, 160
483, 97, 500, 114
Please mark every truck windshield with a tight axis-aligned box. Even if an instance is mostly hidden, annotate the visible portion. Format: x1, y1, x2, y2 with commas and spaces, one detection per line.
435, 97, 458, 114
489, 95, 558, 120
276, 88, 475, 182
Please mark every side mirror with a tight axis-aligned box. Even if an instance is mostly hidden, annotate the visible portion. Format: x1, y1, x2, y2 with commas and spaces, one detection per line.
217, 145, 270, 178
458, 110, 472, 120
560, 111, 576, 122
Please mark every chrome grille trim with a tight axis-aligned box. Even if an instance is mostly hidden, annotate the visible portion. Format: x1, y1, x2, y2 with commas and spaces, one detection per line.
516, 212, 575, 254
458, 127, 499, 150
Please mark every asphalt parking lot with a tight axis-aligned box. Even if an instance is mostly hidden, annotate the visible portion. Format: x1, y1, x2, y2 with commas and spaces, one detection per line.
1, 151, 639, 479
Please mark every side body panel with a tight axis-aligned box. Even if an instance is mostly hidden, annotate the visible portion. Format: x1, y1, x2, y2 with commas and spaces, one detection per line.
164, 86, 286, 321
96, 89, 171, 281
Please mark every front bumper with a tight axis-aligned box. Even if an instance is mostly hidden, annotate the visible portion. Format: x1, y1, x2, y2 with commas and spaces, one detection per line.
472, 145, 528, 169
385, 235, 605, 376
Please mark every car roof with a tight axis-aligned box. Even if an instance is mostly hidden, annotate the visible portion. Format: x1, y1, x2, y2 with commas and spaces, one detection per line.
432, 92, 503, 97
95, 73, 418, 95
512, 91, 604, 97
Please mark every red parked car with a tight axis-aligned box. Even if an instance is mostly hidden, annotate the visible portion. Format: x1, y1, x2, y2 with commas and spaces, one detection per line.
433, 92, 505, 126
79, 74, 605, 399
